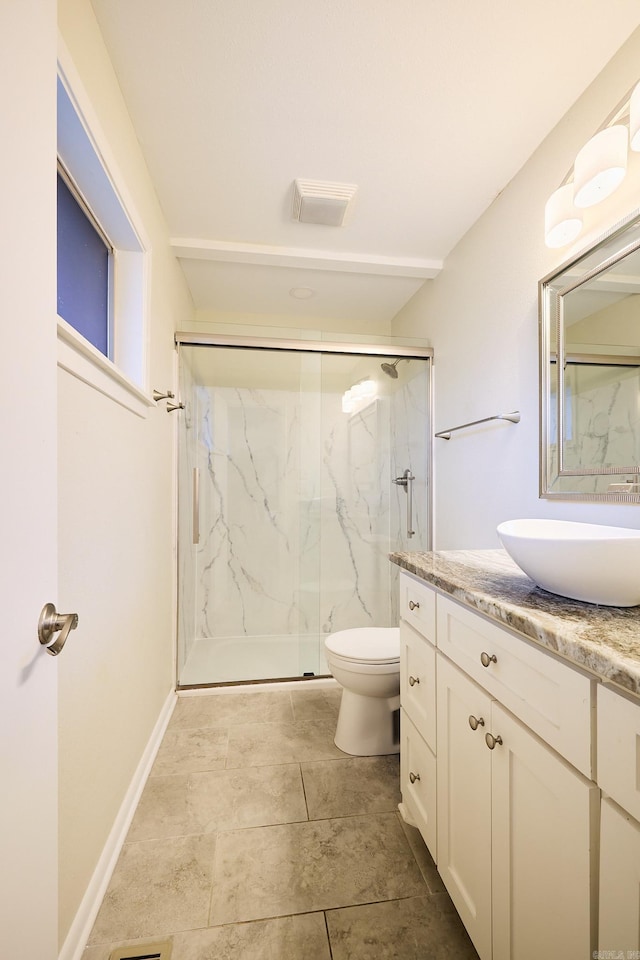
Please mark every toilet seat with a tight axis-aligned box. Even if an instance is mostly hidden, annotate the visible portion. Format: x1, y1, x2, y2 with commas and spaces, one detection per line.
325, 627, 399, 665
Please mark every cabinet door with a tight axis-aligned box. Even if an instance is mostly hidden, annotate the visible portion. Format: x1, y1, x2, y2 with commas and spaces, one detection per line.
437, 656, 492, 960
598, 684, 640, 822
599, 798, 640, 954
491, 703, 597, 960
400, 620, 436, 751
400, 709, 437, 859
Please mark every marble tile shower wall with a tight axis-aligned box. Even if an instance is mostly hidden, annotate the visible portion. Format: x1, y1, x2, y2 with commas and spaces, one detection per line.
175, 356, 430, 671
177, 366, 428, 652
549, 364, 640, 494
191, 386, 394, 642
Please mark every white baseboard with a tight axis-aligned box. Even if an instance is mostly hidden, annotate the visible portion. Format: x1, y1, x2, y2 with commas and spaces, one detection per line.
59, 688, 177, 960
398, 801, 417, 829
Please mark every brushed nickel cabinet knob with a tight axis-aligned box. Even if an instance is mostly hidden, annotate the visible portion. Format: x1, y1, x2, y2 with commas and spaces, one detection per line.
485, 732, 503, 750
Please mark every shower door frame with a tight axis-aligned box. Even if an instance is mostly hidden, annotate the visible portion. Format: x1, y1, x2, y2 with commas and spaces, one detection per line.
174, 331, 434, 690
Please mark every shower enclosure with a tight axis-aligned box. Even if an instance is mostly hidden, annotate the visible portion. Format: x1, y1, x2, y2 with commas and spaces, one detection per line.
176, 334, 432, 687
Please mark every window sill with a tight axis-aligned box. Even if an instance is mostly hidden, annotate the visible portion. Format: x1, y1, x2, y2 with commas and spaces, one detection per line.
57, 317, 154, 418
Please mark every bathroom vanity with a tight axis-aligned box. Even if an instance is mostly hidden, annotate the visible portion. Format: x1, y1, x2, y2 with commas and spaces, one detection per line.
392, 548, 640, 960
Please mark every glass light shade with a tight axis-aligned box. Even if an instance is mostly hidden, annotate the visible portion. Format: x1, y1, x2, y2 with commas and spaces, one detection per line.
343, 379, 377, 414
573, 125, 628, 208
544, 184, 583, 248
630, 82, 640, 152
360, 379, 376, 399
341, 389, 354, 413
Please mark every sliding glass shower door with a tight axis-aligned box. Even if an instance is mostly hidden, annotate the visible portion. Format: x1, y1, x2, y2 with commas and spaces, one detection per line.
176, 339, 431, 687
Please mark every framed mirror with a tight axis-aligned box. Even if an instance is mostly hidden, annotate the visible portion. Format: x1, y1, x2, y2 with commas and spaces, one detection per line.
540, 209, 640, 501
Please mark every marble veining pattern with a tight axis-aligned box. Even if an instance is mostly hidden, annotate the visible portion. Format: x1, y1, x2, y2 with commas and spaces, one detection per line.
548, 364, 640, 494
391, 548, 640, 695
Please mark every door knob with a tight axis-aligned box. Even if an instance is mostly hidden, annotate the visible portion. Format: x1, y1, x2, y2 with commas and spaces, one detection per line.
38, 603, 79, 656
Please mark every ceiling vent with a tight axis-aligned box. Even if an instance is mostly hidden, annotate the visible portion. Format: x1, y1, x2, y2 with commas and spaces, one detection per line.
291, 179, 358, 226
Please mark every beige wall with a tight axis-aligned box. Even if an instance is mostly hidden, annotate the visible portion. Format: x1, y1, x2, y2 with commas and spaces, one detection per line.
57, 0, 193, 947
393, 28, 640, 548
568, 294, 640, 349
190, 308, 393, 338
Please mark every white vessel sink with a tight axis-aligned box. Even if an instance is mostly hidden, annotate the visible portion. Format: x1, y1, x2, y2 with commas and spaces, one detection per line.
497, 518, 640, 607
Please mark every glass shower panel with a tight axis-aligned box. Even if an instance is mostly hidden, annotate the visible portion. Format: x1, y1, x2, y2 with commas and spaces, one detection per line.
176, 342, 431, 687
177, 345, 322, 685
389, 357, 430, 548
317, 354, 393, 660
316, 354, 430, 666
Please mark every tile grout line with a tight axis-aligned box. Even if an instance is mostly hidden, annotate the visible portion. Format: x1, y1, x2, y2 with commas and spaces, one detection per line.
298, 761, 311, 821
89, 692, 439, 955
206, 825, 221, 931
323, 910, 335, 960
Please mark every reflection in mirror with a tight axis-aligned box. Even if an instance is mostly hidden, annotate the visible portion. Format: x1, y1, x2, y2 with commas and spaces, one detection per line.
540, 210, 640, 501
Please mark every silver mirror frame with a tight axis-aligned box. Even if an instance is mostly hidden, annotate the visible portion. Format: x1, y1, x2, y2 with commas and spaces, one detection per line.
539, 208, 640, 502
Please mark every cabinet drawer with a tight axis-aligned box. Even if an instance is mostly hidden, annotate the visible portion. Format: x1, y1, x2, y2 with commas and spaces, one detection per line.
598, 684, 640, 821
400, 572, 436, 641
400, 620, 436, 752
437, 594, 594, 777
400, 709, 437, 861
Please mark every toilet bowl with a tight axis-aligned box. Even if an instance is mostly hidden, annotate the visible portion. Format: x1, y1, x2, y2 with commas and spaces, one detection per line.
324, 627, 400, 756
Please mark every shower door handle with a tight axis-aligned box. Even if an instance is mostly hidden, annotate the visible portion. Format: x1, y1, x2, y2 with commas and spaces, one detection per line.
193, 467, 200, 545
393, 469, 415, 538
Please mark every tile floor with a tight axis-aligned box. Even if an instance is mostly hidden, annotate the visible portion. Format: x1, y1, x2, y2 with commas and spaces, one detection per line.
83, 686, 479, 959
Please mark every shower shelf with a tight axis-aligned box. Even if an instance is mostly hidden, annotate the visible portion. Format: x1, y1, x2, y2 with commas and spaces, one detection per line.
435, 411, 520, 440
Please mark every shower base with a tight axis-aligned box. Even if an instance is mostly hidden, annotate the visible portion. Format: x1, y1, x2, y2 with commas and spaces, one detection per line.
179, 633, 330, 687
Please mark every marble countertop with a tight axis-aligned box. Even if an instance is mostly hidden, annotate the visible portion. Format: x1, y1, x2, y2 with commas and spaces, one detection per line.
390, 549, 640, 698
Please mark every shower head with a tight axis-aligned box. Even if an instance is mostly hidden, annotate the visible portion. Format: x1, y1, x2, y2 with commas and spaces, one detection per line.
381, 359, 401, 379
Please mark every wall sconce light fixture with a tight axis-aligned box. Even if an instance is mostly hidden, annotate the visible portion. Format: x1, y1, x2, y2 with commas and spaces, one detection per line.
544, 81, 639, 248
544, 183, 583, 249
573, 125, 628, 208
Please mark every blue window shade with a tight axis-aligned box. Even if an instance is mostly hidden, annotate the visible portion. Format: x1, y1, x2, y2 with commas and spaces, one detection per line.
57, 172, 110, 356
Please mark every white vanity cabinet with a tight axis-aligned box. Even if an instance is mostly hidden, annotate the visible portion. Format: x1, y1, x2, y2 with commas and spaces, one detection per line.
436, 654, 596, 960
399, 576, 437, 858
597, 684, 640, 954
398, 571, 599, 960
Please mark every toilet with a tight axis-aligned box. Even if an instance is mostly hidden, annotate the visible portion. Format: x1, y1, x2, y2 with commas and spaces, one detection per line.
324, 627, 400, 756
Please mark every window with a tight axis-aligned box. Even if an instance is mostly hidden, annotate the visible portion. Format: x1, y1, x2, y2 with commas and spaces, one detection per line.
56, 53, 150, 412
57, 167, 112, 356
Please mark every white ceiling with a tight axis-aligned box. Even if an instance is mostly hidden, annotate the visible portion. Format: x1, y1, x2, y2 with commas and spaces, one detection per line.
90, 0, 640, 325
